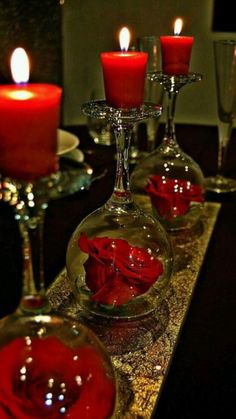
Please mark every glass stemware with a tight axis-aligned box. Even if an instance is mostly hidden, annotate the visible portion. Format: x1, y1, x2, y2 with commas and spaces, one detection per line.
129, 36, 164, 163
205, 39, 236, 193
0, 177, 116, 418
66, 100, 173, 320
138, 35, 165, 153
130, 72, 205, 232
0, 80, 116, 418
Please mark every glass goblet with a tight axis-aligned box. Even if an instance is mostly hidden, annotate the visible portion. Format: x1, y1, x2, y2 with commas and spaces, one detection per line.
130, 72, 205, 233
205, 39, 236, 193
66, 101, 173, 320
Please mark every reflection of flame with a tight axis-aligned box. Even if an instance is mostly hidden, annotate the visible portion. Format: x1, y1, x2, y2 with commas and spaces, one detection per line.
10, 47, 30, 83
119, 27, 130, 52
174, 18, 183, 35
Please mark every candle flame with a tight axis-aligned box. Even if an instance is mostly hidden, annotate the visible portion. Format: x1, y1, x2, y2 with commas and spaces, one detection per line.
119, 27, 130, 52
10, 47, 30, 84
174, 18, 183, 35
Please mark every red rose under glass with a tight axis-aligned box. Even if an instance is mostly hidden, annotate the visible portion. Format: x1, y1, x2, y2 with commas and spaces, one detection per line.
145, 175, 204, 222
79, 233, 163, 307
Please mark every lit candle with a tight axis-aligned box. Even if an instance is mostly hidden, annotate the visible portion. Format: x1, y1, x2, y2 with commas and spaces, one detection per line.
160, 18, 194, 75
101, 27, 148, 108
0, 47, 62, 182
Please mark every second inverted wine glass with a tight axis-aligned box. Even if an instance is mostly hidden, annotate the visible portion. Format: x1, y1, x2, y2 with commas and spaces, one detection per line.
130, 72, 205, 232
205, 39, 236, 193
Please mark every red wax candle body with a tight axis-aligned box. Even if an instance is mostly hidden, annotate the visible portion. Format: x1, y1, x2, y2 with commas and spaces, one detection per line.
160, 36, 194, 75
101, 52, 147, 108
0, 84, 61, 181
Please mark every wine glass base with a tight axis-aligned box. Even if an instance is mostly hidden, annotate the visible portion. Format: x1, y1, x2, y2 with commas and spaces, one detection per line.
205, 175, 236, 193
79, 299, 170, 355
36, 161, 93, 200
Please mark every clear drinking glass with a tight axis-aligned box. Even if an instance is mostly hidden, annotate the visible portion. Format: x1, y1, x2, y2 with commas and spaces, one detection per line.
138, 36, 164, 153
205, 39, 236, 193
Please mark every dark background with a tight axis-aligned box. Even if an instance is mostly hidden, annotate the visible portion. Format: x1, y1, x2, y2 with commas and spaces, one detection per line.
0, 0, 62, 85
212, 0, 236, 32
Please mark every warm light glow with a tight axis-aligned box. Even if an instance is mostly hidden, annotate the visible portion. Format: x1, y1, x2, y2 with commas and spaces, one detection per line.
119, 27, 130, 52
10, 47, 30, 83
8, 90, 34, 100
174, 18, 183, 35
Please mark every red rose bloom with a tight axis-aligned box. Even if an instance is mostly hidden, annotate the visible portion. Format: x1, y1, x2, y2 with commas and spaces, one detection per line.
145, 175, 204, 221
0, 336, 116, 419
78, 233, 163, 307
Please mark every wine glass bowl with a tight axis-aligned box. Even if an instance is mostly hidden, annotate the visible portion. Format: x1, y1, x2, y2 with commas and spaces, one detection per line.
130, 142, 205, 232
205, 39, 236, 193
0, 312, 117, 418
66, 199, 173, 319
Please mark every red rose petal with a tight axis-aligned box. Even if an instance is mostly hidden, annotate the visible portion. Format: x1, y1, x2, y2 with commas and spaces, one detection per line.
92, 274, 141, 306
79, 234, 164, 307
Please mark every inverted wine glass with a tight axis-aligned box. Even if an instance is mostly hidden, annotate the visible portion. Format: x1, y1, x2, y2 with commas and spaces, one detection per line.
0, 48, 117, 418
130, 72, 205, 232
66, 101, 173, 320
205, 39, 236, 193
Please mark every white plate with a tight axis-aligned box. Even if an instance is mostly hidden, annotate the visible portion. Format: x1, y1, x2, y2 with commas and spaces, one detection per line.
57, 129, 79, 156
62, 148, 84, 163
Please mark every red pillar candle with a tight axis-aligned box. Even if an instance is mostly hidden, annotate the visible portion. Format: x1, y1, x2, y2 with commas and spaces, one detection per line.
101, 27, 148, 109
0, 48, 62, 182
160, 18, 194, 75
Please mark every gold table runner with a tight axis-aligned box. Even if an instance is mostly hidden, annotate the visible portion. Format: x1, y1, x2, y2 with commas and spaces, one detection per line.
48, 202, 221, 418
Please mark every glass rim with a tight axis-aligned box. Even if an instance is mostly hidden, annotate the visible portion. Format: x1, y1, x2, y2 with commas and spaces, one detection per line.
213, 39, 236, 45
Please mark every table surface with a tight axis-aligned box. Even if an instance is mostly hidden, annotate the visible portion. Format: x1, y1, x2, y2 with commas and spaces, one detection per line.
1, 123, 236, 419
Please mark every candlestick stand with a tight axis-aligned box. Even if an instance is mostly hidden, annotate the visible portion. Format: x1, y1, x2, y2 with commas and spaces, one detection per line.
130, 72, 205, 232
66, 100, 173, 320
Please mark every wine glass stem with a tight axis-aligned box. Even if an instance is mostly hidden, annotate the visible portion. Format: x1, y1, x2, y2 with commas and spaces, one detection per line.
130, 123, 140, 159
165, 90, 178, 141
217, 120, 232, 175
15, 186, 49, 314
107, 122, 133, 206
